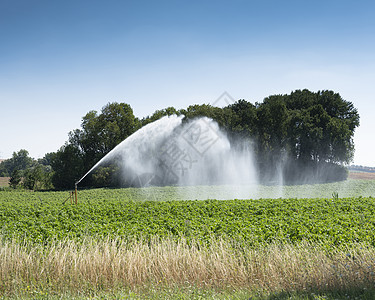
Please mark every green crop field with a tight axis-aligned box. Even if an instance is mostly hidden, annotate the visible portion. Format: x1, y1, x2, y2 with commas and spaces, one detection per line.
1, 185, 375, 246
1, 179, 375, 299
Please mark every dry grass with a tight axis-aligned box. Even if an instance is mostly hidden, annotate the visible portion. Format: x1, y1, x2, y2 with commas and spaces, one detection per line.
0, 177, 9, 187
1, 238, 375, 296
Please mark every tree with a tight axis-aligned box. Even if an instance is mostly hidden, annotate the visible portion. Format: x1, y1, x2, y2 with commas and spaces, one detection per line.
38, 152, 55, 166
3, 151, 54, 190
284, 90, 359, 165
9, 170, 23, 188
317, 90, 359, 163
11, 149, 33, 171
51, 144, 84, 189
0, 160, 10, 177
91, 164, 121, 187
284, 90, 359, 182
68, 102, 139, 179
51, 102, 139, 188
49, 91, 359, 187
256, 95, 289, 153
0, 149, 33, 176
248, 89, 360, 183
226, 100, 257, 138
141, 107, 179, 126
253, 95, 290, 181
23, 164, 44, 190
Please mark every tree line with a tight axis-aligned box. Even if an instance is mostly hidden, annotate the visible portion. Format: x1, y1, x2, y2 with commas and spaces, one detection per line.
0, 150, 54, 190
0, 89, 359, 190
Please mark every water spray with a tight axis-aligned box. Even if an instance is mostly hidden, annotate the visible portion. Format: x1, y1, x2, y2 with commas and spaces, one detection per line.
67, 115, 258, 201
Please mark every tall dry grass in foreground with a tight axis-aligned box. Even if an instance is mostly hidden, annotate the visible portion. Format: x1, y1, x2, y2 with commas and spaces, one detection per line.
1, 238, 375, 295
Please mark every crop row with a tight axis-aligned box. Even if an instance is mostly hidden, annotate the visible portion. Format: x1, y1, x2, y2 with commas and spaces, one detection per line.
1, 189, 375, 247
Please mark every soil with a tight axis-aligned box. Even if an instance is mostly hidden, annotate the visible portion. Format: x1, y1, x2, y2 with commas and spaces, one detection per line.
348, 172, 375, 180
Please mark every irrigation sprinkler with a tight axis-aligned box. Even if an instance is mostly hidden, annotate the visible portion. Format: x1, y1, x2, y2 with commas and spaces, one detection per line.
74, 182, 78, 204
73, 165, 96, 205
62, 190, 75, 205
62, 179, 80, 205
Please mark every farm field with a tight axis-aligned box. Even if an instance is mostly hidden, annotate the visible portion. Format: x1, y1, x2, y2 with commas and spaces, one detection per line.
1, 179, 375, 299
1, 186, 375, 245
349, 171, 375, 180
0, 177, 9, 187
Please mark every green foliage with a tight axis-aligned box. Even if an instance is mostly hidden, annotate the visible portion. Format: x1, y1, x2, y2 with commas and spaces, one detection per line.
91, 164, 121, 187
286, 89, 359, 164
0, 149, 33, 177
170, 90, 358, 184
1, 185, 375, 247
226, 99, 257, 138
3, 151, 54, 190
141, 106, 179, 126
38, 152, 54, 166
9, 170, 23, 188
23, 163, 54, 190
41, 89, 359, 188
69, 102, 139, 160
55, 102, 140, 188
51, 144, 84, 189
23, 164, 44, 190
234, 90, 358, 183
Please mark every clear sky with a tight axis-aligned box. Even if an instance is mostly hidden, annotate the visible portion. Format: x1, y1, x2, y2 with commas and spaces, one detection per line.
1, 0, 374, 166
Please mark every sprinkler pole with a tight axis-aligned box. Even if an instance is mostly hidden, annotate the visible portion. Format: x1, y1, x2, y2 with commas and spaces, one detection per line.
74, 182, 78, 204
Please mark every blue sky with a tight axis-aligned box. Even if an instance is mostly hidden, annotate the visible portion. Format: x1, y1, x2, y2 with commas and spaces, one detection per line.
1, 0, 374, 166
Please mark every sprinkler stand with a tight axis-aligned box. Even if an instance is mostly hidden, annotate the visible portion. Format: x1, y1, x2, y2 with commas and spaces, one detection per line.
74, 183, 78, 204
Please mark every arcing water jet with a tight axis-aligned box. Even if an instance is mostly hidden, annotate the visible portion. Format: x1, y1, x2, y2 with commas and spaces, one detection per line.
75, 115, 184, 186
75, 115, 258, 199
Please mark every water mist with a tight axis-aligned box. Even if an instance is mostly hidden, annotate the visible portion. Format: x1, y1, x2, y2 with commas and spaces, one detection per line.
76, 115, 258, 199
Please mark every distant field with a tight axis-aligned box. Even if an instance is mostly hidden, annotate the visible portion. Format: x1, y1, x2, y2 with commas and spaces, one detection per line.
0, 177, 9, 187
349, 171, 375, 180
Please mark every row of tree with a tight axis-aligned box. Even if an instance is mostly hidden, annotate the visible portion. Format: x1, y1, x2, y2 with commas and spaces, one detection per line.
0, 150, 54, 190
0, 89, 360, 189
